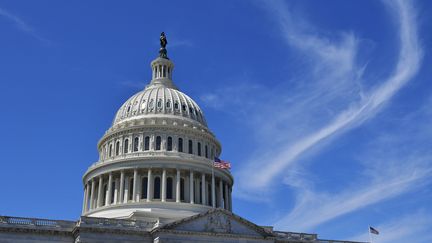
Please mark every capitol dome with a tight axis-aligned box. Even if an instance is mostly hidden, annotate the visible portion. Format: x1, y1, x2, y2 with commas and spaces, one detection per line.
81, 33, 233, 224
113, 82, 207, 128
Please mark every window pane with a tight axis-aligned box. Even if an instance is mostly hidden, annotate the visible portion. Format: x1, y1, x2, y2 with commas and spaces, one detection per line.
178, 138, 183, 152
134, 137, 139, 152
129, 178, 134, 200
144, 137, 150, 150
124, 139, 129, 154
156, 136, 161, 150
141, 177, 148, 199
167, 137, 172, 151
167, 178, 173, 199
154, 177, 161, 199
188, 140, 193, 154
115, 142, 120, 156
198, 143, 201, 156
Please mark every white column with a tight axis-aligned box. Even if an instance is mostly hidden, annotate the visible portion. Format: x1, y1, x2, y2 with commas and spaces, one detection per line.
189, 171, 194, 204
107, 173, 113, 205
224, 182, 229, 210
113, 178, 119, 204
211, 173, 216, 208
82, 184, 88, 214
133, 169, 138, 202
119, 170, 125, 204
201, 173, 206, 205
228, 186, 232, 211
161, 169, 167, 202
123, 176, 129, 203
89, 179, 95, 210
218, 179, 223, 208
147, 169, 152, 202
176, 169, 181, 203
97, 176, 103, 207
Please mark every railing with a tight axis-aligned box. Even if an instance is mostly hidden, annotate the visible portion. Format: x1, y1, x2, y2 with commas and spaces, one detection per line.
80, 216, 157, 230
273, 231, 317, 241
0, 216, 75, 229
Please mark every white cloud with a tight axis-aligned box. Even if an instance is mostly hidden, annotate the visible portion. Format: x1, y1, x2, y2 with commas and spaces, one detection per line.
274, 154, 432, 231
0, 7, 50, 44
235, 0, 422, 194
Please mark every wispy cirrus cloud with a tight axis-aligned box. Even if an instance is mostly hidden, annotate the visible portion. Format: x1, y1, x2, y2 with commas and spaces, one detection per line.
200, 0, 426, 230
0, 7, 50, 44
234, 0, 422, 193
274, 93, 432, 231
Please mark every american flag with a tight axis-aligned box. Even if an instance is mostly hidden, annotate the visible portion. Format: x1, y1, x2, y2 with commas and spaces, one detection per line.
213, 157, 231, 169
369, 226, 379, 235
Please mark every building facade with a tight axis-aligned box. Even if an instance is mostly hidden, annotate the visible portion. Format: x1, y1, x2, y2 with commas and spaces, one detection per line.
0, 34, 365, 243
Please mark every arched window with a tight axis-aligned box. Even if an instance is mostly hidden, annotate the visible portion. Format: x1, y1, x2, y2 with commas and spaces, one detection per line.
178, 138, 183, 152
180, 178, 185, 201
144, 136, 150, 151
166, 100, 171, 108
141, 177, 148, 199
109, 144, 113, 157
124, 139, 129, 154
188, 140, 193, 154
157, 99, 162, 108
167, 177, 173, 199
154, 177, 161, 199
167, 137, 172, 151
115, 141, 120, 156
155, 136, 161, 150
128, 178, 134, 201
198, 142, 202, 156
133, 137, 139, 152
174, 102, 179, 110
205, 145, 208, 158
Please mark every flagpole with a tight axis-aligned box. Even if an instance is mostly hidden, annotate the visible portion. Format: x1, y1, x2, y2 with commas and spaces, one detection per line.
368, 226, 373, 243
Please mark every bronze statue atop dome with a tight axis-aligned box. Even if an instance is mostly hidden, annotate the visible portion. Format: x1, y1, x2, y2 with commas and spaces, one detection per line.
159, 32, 168, 59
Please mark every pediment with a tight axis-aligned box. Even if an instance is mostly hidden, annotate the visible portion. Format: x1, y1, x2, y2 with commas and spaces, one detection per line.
160, 209, 272, 237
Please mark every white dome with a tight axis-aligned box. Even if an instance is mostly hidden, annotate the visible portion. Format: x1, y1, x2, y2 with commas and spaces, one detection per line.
82, 38, 233, 222
113, 85, 207, 127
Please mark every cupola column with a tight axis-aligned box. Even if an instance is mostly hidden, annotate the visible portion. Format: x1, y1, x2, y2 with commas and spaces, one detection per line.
218, 180, 223, 208
133, 169, 138, 202
201, 173, 206, 205
176, 169, 181, 203
82, 184, 88, 214
119, 170, 125, 204
229, 187, 232, 211
147, 169, 152, 202
224, 182, 228, 210
211, 173, 216, 208
189, 171, 194, 204
97, 176, 103, 207
107, 173, 113, 205
89, 179, 95, 210
161, 169, 167, 202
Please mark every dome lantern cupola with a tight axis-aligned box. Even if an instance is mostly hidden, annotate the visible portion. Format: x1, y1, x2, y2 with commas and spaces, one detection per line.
148, 32, 176, 89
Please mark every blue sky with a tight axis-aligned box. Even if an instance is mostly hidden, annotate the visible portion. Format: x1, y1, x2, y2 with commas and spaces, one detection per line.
1, 0, 432, 242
